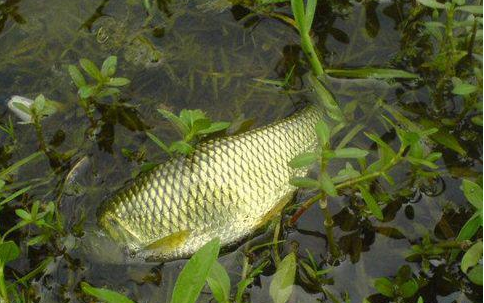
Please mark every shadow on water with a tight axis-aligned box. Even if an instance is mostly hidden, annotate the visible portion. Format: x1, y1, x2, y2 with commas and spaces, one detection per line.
0, 0, 481, 302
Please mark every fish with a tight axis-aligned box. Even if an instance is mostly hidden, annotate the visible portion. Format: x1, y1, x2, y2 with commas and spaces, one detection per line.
97, 104, 324, 262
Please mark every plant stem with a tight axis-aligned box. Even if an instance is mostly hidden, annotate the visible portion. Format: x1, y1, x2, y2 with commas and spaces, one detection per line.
301, 32, 325, 77
0, 265, 9, 303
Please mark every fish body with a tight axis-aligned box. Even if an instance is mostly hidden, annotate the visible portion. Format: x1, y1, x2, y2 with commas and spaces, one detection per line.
97, 105, 323, 261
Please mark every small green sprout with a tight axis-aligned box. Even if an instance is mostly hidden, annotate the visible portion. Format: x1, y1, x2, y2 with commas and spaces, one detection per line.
68, 55, 130, 100
147, 108, 230, 156
373, 265, 422, 300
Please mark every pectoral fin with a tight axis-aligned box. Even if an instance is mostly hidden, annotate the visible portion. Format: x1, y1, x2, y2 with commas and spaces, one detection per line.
144, 230, 191, 251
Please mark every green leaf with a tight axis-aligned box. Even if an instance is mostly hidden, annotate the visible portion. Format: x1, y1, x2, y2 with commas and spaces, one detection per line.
107, 77, 131, 87
158, 109, 190, 136
80, 58, 103, 81
189, 118, 212, 137
417, 0, 446, 9
68, 65, 86, 88
304, 0, 317, 32
169, 141, 195, 155
461, 179, 482, 209
452, 82, 477, 95
289, 177, 320, 189
78, 86, 96, 99
320, 172, 337, 197
180, 109, 208, 128
236, 278, 253, 303
289, 152, 319, 168
456, 5, 483, 15
332, 163, 361, 183
81, 282, 134, 303
146, 132, 171, 155
326, 68, 418, 79
333, 148, 368, 159
406, 156, 439, 169
207, 261, 231, 303
171, 238, 221, 303
291, 0, 306, 34
461, 241, 483, 273
308, 75, 345, 122
101, 56, 118, 77
359, 187, 384, 220
15, 209, 31, 221
0, 151, 43, 179
269, 252, 296, 303
315, 120, 331, 147
97, 88, 121, 98
0, 241, 20, 264
197, 122, 231, 135
456, 212, 482, 242
467, 264, 483, 285
400, 279, 419, 298
374, 277, 394, 297
33, 94, 46, 113
12, 102, 31, 115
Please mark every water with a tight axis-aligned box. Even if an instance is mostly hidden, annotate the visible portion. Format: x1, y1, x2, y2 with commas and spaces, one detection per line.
0, 0, 481, 302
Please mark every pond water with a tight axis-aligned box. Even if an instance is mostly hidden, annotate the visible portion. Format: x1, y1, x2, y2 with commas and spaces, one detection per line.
0, 0, 482, 303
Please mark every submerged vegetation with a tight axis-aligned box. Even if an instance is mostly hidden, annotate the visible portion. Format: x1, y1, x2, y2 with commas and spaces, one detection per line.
0, 0, 482, 303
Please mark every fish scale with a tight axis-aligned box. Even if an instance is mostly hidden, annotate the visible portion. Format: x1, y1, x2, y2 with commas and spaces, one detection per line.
97, 105, 323, 261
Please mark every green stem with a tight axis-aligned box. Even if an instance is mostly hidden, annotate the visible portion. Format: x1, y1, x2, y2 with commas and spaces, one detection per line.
0, 265, 9, 303
301, 32, 325, 77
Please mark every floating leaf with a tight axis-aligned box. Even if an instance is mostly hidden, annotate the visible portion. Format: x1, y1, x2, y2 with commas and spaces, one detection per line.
289, 152, 319, 168
81, 282, 134, 303
171, 238, 221, 303
207, 261, 231, 303
269, 252, 296, 303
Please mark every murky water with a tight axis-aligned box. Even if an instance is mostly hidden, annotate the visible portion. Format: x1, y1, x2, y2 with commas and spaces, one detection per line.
0, 0, 482, 303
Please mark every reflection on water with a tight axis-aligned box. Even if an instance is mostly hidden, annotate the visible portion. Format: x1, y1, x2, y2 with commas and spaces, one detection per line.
0, 0, 481, 303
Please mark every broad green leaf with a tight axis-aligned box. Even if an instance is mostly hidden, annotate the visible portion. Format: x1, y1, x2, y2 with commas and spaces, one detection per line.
326, 68, 418, 79
68, 65, 86, 88
171, 238, 221, 303
461, 179, 482, 209
289, 152, 319, 168
333, 148, 368, 159
467, 264, 483, 285
33, 94, 46, 113
291, 0, 306, 33
374, 277, 394, 297
332, 163, 361, 183
169, 141, 195, 155
269, 252, 296, 303
197, 122, 231, 135
107, 77, 131, 87
320, 172, 337, 197
461, 241, 483, 273
456, 5, 483, 14
146, 132, 171, 155
359, 187, 383, 220
80, 58, 103, 81
0, 241, 20, 264
189, 118, 212, 137
308, 75, 345, 122
290, 177, 320, 189
101, 56, 118, 77
456, 212, 482, 242
452, 82, 477, 95
78, 86, 96, 99
315, 120, 331, 147
15, 209, 31, 221
417, 0, 446, 9
400, 279, 419, 298
81, 282, 134, 303
180, 109, 208, 128
157, 109, 190, 135
426, 152, 442, 162
207, 261, 231, 303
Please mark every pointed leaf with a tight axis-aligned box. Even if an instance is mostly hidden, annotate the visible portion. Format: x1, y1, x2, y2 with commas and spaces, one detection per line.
461, 179, 482, 210
101, 56, 118, 77
333, 148, 368, 159
80, 58, 102, 81
207, 261, 231, 303
269, 252, 296, 303
0, 241, 20, 264
68, 65, 86, 88
359, 187, 383, 220
81, 282, 134, 303
107, 78, 131, 87
289, 152, 319, 168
